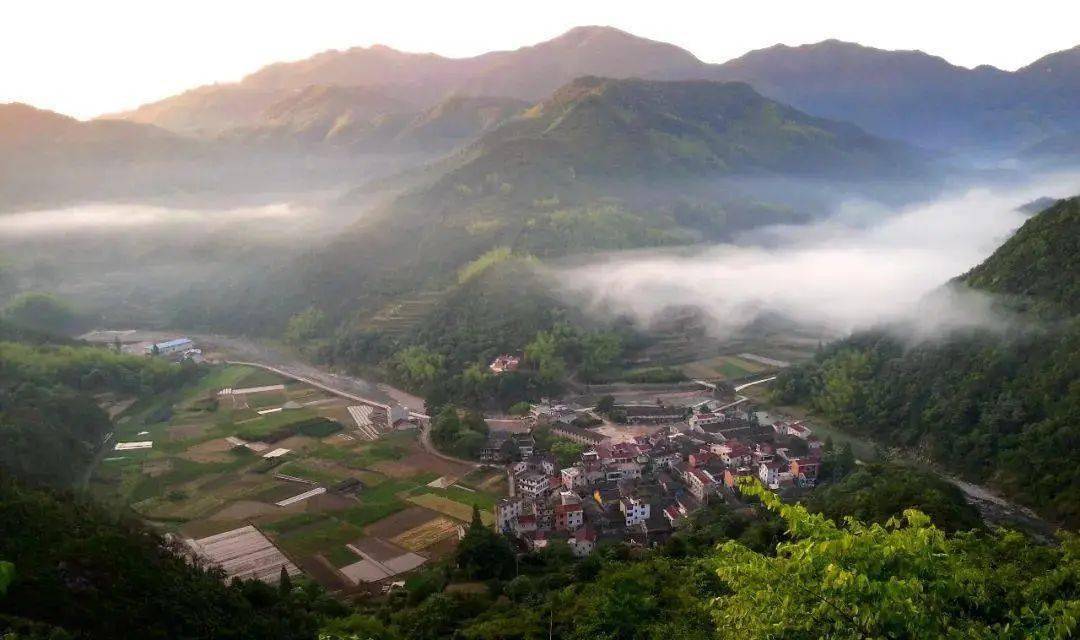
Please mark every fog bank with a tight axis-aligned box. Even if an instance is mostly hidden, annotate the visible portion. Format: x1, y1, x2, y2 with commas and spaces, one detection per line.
550, 173, 1080, 339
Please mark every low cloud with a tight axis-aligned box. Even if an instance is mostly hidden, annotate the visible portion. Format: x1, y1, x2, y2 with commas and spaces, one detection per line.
0, 201, 309, 236
550, 173, 1080, 340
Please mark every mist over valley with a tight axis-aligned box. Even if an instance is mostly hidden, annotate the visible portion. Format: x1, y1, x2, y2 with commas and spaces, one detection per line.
2, 14, 1080, 640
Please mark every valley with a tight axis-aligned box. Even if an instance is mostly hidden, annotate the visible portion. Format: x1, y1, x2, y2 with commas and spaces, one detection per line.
2, 14, 1080, 640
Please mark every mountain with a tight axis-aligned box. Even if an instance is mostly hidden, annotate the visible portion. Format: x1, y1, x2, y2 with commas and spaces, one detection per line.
1022, 130, 1080, 165
0, 102, 421, 212
113, 26, 717, 135
0, 102, 184, 155
711, 39, 1068, 151
0, 103, 206, 210
774, 196, 1080, 525
105, 84, 289, 136
221, 84, 416, 148
390, 95, 528, 151
189, 77, 917, 338
110, 27, 1080, 154
1015, 44, 1080, 100
961, 196, 1080, 314
436, 76, 919, 185
227, 89, 526, 153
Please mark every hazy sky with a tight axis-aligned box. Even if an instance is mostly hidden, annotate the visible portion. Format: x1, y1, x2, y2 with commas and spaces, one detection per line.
3, 0, 1079, 119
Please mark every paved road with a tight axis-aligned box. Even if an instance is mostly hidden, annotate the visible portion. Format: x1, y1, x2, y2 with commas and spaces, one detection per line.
418, 419, 480, 469
197, 335, 427, 416
195, 336, 488, 469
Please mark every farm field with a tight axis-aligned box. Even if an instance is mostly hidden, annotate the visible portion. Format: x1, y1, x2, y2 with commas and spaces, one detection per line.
678, 353, 771, 381
91, 363, 505, 590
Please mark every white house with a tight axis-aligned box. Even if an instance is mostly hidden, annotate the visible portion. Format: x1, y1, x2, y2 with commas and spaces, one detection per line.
495, 497, 523, 533
620, 496, 651, 527
517, 473, 551, 500
759, 461, 783, 490
569, 527, 597, 557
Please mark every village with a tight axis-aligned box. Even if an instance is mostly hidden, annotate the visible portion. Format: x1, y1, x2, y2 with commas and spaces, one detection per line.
83, 332, 820, 588
487, 389, 822, 556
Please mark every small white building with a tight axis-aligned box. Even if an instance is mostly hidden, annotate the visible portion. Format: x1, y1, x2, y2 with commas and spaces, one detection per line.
759, 461, 783, 490
517, 473, 551, 500
569, 527, 597, 557
495, 497, 524, 533
620, 496, 651, 527
561, 466, 585, 490
146, 337, 194, 356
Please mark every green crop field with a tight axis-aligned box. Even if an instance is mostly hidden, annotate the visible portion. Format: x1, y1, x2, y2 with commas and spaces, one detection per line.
407, 493, 494, 525
87, 362, 506, 590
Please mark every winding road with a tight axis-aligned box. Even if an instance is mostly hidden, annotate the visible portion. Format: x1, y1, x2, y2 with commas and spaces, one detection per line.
85, 332, 1056, 535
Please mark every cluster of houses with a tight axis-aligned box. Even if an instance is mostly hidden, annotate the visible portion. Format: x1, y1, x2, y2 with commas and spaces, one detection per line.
493, 400, 822, 554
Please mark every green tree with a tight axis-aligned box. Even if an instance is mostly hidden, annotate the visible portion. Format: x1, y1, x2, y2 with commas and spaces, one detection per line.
2, 292, 82, 336
551, 439, 585, 468
596, 394, 616, 415
711, 479, 1080, 638
524, 331, 558, 366
284, 306, 326, 346
0, 561, 13, 596
508, 401, 532, 416
388, 346, 445, 391
806, 463, 982, 532
456, 506, 515, 580
578, 331, 622, 381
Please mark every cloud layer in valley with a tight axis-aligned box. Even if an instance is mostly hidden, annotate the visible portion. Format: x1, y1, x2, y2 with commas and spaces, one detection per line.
550, 173, 1080, 340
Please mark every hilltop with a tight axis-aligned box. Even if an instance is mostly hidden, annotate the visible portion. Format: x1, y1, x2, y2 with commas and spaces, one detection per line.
107, 26, 1080, 154
960, 196, 1080, 313
227, 89, 527, 153
113, 26, 715, 135
437, 76, 919, 184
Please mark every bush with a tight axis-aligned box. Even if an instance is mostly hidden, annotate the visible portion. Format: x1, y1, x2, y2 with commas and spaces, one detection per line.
621, 367, 688, 383
508, 401, 532, 416
295, 417, 344, 438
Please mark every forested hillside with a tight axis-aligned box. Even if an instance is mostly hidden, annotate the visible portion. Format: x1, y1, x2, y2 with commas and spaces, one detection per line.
0, 327, 1077, 639
0, 477, 338, 639
960, 197, 1080, 314
0, 334, 201, 486
190, 77, 904, 343
773, 197, 1080, 525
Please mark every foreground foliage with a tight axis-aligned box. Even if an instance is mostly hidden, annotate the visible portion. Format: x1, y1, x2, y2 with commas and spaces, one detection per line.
0, 476, 342, 639
320, 477, 1079, 640
712, 481, 1079, 638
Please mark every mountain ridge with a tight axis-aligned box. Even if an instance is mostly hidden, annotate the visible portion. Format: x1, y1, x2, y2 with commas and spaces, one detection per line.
104, 26, 1080, 153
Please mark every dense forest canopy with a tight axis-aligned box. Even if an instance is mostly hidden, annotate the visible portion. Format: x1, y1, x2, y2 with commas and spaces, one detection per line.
0, 475, 340, 639
0, 337, 200, 487
774, 197, 1080, 525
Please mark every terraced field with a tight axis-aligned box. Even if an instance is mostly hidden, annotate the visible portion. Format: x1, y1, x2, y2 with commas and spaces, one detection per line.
355, 290, 447, 337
